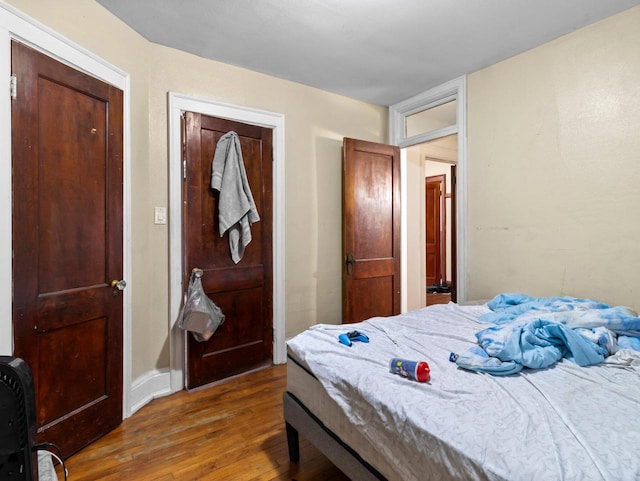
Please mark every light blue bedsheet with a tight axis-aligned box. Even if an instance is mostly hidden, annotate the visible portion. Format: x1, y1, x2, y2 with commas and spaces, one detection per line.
456, 293, 640, 375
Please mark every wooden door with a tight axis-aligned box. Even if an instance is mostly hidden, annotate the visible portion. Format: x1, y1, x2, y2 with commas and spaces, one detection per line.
450, 165, 457, 303
426, 175, 445, 286
342, 138, 400, 324
183, 112, 273, 389
11, 41, 124, 457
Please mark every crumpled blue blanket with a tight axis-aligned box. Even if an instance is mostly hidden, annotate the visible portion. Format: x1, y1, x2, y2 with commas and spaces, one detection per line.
455, 293, 640, 375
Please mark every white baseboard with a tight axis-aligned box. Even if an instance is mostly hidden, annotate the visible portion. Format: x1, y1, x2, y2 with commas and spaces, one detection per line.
128, 368, 174, 417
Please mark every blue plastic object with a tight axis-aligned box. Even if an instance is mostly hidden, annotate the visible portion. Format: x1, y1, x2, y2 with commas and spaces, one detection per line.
338, 330, 369, 347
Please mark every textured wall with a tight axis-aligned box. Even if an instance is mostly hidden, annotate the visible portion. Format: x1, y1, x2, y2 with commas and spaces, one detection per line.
467, 6, 640, 309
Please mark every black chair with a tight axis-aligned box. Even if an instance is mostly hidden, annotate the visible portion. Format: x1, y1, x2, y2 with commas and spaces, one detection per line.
0, 356, 39, 480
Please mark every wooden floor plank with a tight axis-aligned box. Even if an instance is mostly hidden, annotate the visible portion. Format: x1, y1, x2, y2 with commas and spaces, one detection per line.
56, 364, 349, 481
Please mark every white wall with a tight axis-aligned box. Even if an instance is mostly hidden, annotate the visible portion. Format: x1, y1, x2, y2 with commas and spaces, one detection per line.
404, 145, 425, 310
467, 5, 640, 310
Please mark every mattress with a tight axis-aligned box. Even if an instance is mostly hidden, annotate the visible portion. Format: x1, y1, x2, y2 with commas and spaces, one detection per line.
286, 303, 640, 481
287, 352, 397, 479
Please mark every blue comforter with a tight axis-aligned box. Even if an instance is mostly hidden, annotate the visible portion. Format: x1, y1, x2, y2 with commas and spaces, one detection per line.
455, 293, 640, 375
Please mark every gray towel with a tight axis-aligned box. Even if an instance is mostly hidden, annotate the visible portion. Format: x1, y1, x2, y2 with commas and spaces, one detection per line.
211, 131, 260, 263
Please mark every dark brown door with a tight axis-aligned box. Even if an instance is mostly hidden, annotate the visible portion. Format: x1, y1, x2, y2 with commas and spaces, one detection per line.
11, 41, 124, 457
183, 112, 273, 389
342, 138, 401, 324
426, 175, 445, 286
450, 165, 457, 303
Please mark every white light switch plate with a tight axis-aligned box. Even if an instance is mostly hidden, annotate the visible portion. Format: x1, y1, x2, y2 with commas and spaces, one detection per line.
154, 206, 167, 225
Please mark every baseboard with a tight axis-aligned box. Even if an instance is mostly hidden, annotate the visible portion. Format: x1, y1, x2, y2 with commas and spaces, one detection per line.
129, 367, 173, 416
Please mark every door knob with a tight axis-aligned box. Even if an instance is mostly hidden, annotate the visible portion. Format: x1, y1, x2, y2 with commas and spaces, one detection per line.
110, 279, 127, 291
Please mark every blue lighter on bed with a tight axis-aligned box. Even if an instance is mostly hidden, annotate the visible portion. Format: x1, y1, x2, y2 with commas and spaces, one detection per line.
338, 330, 369, 347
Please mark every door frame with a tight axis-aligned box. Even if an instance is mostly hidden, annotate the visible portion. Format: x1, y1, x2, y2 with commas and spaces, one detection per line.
389, 76, 468, 308
168, 92, 285, 392
0, 3, 133, 414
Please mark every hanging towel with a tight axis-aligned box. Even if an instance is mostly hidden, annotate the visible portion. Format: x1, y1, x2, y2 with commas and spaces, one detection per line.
211, 131, 260, 263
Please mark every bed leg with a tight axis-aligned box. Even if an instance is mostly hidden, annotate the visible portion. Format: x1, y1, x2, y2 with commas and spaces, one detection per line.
285, 421, 300, 462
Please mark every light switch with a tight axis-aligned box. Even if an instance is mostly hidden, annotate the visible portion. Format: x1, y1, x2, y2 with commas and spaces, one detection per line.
154, 207, 167, 225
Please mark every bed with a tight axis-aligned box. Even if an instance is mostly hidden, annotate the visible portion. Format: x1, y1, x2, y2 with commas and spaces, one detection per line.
283, 298, 640, 481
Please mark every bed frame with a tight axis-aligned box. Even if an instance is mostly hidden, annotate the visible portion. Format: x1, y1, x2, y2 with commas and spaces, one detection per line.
283, 391, 387, 481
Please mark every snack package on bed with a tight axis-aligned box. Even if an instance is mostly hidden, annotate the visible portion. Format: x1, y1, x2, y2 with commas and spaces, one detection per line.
178, 270, 225, 342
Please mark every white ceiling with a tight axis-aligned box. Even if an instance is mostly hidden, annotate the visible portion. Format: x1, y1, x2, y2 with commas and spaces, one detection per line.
96, 0, 639, 106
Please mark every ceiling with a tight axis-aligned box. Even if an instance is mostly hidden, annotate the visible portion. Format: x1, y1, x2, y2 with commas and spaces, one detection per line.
96, 0, 639, 106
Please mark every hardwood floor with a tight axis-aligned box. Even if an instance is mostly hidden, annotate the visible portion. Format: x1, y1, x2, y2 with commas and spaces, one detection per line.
426, 292, 451, 306
56, 364, 349, 481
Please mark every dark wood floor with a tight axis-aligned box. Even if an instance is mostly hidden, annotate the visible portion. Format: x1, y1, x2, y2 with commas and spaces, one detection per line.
56, 364, 349, 481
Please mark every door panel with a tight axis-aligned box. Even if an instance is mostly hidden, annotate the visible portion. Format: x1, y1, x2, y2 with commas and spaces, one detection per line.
183, 112, 273, 389
343, 138, 400, 324
426, 175, 445, 286
11, 41, 124, 457
38, 319, 108, 425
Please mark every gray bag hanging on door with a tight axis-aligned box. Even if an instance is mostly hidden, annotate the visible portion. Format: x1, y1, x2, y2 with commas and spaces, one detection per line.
178, 270, 225, 342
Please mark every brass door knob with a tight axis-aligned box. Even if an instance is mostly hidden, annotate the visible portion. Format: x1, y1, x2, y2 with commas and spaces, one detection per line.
110, 279, 127, 291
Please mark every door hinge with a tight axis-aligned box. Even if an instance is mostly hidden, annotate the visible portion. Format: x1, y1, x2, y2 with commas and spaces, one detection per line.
10, 75, 16, 99
183, 160, 187, 180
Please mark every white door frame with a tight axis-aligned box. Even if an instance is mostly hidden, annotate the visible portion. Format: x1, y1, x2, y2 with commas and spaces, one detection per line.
167, 92, 286, 392
389, 76, 468, 308
0, 2, 133, 415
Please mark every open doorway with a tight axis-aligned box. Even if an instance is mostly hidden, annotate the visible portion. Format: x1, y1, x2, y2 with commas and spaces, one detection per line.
403, 134, 458, 309
391, 76, 467, 312
424, 135, 457, 306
